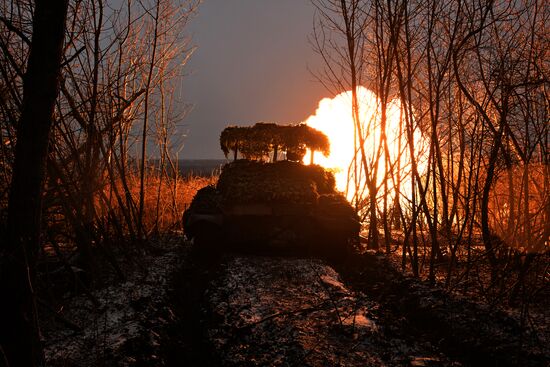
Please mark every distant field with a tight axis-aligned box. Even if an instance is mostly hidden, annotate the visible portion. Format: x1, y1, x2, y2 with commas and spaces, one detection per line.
176, 159, 228, 177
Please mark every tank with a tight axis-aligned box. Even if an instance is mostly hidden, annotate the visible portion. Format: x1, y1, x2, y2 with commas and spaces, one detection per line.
183, 160, 360, 257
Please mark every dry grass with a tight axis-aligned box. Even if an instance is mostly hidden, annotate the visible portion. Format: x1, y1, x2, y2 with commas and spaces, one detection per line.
104, 171, 217, 236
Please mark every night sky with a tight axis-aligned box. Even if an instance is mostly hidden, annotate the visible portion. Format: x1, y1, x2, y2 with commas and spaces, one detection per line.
181, 0, 327, 159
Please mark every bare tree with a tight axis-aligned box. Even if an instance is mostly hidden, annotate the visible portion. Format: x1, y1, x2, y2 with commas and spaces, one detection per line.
312, 0, 548, 301
0, 0, 198, 300
0, 0, 68, 364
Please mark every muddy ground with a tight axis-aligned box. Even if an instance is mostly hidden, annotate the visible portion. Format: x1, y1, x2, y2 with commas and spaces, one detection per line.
43, 241, 548, 366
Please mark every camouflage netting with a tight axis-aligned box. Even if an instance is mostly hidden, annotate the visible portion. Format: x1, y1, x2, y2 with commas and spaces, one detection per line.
183, 160, 360, 254
216, 160, 337, 204
187, 185, 222, 213
318, 194, 358, 217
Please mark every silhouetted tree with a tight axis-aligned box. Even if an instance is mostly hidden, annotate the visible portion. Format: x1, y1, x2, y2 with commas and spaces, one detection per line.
0, 0, 68, 365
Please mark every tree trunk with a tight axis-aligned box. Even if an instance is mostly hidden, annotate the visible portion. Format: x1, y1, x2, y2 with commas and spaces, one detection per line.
481, 127, 504, 271
0, 0, 68, 365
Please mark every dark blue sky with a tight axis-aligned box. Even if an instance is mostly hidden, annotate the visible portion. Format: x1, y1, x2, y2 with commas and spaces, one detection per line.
180, 0, 327, 159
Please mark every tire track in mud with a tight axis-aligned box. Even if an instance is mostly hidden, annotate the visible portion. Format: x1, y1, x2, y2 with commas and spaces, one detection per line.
162, 249, 226, 366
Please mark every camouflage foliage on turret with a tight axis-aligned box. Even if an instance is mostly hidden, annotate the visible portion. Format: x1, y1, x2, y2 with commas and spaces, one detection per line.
219, 123, 330, 163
